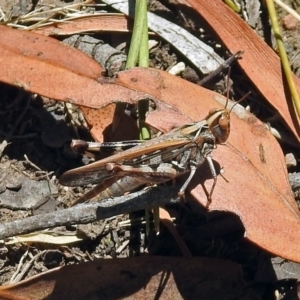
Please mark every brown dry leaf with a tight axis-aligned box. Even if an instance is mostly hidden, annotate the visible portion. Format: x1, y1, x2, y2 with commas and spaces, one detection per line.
0, 25, 148, 141
33, 14, 132, 36
80, 105, 116, 142
0, 25, 148, 110
0, 25, 101, 80
0, 25, 189, 143
186, 0, 300, 143
81, 104, 139, 142
0, 25, 190, 140
0, 256, 246, 300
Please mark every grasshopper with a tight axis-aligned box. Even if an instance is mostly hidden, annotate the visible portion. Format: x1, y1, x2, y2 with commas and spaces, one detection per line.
59, 99, 232, 207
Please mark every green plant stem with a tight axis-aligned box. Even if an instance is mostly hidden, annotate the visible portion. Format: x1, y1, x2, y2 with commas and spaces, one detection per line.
125, 0, 155, 232
126, 0, 148, 68
138, 100, 150, 140
125, 0, 150, 140
266, 0, 300, 121
139, 0, 149, 68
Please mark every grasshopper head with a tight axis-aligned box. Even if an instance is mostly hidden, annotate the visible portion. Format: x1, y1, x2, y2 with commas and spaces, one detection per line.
206, 90, 249, 144
206, 108, 230, 144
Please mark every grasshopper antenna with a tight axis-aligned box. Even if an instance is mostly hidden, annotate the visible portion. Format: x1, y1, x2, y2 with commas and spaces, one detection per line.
225, 66, 251, 113
229, 91, 251, 114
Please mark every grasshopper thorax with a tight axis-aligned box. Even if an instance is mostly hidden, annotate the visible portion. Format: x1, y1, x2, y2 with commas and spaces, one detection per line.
206, 108, 230, 144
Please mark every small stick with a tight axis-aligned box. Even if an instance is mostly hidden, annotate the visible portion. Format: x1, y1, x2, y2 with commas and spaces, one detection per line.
0, 185, 181, 240
198, 51, 243, 86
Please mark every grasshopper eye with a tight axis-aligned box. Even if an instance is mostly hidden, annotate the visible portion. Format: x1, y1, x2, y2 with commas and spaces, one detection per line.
216, 115, 230, 143
218, 114, 230, 130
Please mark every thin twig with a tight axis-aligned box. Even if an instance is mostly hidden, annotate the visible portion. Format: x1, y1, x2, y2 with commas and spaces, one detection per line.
24, 154, 42, 171
0, 185, 181, 240
10, 249, 29, 283
11, 250, 47, 283
198, 51, 243, 86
